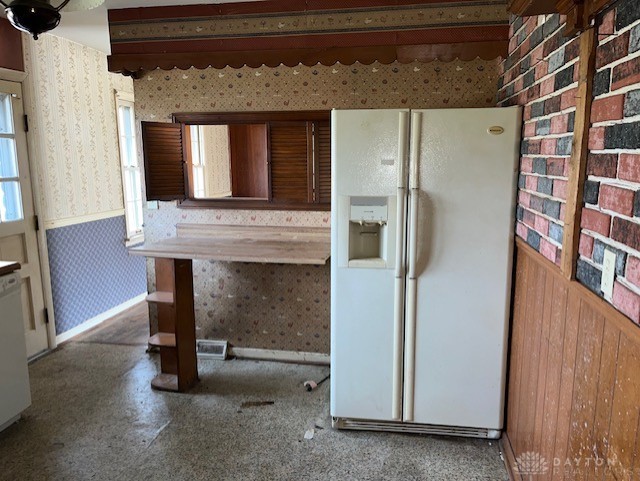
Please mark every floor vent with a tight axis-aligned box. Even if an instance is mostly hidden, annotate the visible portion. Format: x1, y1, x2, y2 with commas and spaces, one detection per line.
196, 339, 228, 360
333, 418, 498, 439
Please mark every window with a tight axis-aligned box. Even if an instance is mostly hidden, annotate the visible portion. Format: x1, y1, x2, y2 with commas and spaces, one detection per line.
115, 91, 144, 245
140, 111, 331, 211
189, 125, 206, 198
0, 92, 23, 223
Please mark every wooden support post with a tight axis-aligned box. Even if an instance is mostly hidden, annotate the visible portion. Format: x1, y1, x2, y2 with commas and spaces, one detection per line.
561, 27, 597, 280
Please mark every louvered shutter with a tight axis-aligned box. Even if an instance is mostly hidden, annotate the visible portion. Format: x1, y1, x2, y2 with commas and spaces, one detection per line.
315, 121, 331, 204
141, 122, 186, 201
269, 122, 311, 203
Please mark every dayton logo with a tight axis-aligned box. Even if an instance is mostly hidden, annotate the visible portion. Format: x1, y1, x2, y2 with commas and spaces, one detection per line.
514, 452, 550, 478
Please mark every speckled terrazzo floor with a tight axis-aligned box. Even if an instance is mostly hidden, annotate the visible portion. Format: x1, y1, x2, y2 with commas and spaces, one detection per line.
0, 321, 509, 480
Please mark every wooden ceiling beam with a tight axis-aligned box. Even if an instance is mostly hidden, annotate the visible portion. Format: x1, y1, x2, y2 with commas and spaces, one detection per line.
508, 0, 617, 34
107, 41, 508, 76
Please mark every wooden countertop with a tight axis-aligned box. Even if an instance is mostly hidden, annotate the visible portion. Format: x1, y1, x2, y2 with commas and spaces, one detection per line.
129, 224, 330, 265
0, 261, 21, 276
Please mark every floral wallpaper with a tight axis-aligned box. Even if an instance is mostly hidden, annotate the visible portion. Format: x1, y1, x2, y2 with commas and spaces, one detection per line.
22, 34, 133, 222
135, 59, 499, 353
136, 59, 499, 122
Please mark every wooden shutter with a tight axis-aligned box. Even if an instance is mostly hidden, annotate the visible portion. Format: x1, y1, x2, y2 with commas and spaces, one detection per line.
269, 121, 311, 203
315, 121, 331, 204
141, 122, 186, 201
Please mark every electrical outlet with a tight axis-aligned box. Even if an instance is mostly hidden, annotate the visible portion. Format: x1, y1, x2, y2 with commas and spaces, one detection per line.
601, 249, 616, 300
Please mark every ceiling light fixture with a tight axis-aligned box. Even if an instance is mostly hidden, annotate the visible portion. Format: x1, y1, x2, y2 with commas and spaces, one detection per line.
0, 0, 105, 40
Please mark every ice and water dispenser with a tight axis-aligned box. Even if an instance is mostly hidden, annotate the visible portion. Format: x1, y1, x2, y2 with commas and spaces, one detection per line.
347, 197, 390, 268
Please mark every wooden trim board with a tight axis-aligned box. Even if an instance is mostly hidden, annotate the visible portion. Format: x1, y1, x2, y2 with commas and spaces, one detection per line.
561, 27, 597, 280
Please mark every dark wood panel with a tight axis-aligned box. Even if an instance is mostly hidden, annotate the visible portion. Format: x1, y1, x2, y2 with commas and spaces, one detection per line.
229, 124, 269, 199
141, 122, 186, 201
315, 121, 331, 204
504, 238, 640, 481
270, 121, 311, 203
0, 18, 23, 72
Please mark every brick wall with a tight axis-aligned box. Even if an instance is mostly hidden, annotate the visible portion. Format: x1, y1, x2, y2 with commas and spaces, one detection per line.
498, 13, 580, 266
500, 0, 640, 325
577, 0, 640, 322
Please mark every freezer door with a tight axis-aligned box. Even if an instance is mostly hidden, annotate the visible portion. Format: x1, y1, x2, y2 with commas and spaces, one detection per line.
331, 109, 409, 422
404, 107, 521, 429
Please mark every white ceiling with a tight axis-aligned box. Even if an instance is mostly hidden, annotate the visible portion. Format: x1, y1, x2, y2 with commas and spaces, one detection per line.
54, 0, 265, 54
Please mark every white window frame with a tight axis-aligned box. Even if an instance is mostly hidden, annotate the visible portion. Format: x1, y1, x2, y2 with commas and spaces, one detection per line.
190, 125, 206, 198
115, 91, 144, 246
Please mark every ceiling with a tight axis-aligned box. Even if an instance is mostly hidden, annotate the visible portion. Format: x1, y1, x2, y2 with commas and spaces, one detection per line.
54, 0, 264, 54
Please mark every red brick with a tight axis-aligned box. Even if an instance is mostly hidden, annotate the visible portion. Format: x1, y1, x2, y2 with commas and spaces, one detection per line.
561, 87, 577, 110
541, 138, 557, 155
524, 122, 536, 138
588, 126, 605, 150
550, 114, 569, 134
515, 76, 524, 93
560, 203, 566, 221
525, 175, 538, 191
599, 9, 615, 40
535, 61, 548, 81
521, 156, 533, 173
523, 209, 536, 227
579, 233, 594, 258
599, 184, 635, 216
531, 45, 543, 63
523, 104, 532, 121
547, 157, 565, 176
553, 179, 567, 199
596, 31, 630, 69
518, 191, 531, 207
626, 256, 640, 289
618, 154, 640, 183
509, 35, 518, 53
540, 77, 555, 97
611, 217, 640, 251
516, 221, 528, 239
581, 208, 611, 236
612, 57, 640, 91
535, 215, 550, 236
590, 94, 625, 122
612, 282, 640, 324
539, 237, 557, 264
587, 153, 618, 177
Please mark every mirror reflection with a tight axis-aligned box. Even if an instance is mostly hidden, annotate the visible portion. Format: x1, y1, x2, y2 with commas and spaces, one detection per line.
188, 123, 269, 200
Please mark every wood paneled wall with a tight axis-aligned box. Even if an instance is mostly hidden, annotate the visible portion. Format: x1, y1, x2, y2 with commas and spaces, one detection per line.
503, 238, 640, 481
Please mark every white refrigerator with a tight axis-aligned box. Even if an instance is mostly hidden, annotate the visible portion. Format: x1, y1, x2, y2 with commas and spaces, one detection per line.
330, 107, 521, 439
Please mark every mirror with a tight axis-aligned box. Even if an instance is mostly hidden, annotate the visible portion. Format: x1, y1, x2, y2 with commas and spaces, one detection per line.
187, 123, 269, 200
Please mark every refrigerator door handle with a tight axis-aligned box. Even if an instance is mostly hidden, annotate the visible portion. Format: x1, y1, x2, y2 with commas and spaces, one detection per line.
403, 111, 422, 422
392, 111, 409, 421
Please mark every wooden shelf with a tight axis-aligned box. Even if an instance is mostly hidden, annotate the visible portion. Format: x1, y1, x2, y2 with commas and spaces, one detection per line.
146, 291, 174, 305
150, 373, 179, 392
148, 333, 176, 348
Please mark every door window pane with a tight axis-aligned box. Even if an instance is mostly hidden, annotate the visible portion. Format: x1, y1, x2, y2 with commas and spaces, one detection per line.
0, 137, 18, 179
0, 94, 13, 134
0, 180, 23, 221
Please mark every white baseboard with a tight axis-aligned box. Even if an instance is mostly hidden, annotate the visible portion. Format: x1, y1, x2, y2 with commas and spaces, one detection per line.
229, 347, 330, 365
55, 293, 147, 344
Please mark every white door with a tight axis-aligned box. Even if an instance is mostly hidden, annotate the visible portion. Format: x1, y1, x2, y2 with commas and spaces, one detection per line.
330, 109, 408, 421
0, 80, 48, 357
404, 107, 521, 429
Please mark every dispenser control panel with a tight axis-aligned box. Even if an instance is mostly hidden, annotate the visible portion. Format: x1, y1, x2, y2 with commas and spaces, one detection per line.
349, 197, 388, 223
